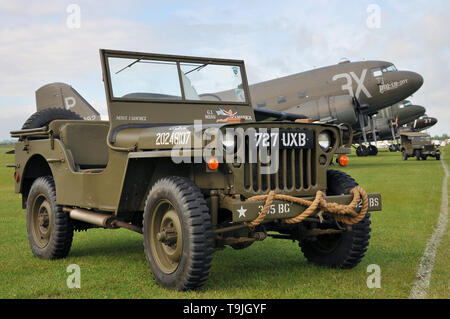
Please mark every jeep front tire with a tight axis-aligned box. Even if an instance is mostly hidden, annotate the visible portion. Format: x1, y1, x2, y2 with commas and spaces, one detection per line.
300, 170, 371, 269
143, 176, 214, 291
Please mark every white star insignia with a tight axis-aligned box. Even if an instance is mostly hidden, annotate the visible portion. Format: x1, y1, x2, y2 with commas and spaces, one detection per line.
237, 206, 247, 218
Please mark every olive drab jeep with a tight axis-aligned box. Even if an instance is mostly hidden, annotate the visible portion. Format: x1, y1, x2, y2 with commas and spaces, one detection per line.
400, 132, 440, 161
9, 49, 382, 291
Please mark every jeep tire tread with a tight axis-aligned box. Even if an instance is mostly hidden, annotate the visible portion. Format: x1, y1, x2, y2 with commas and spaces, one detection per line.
143, 176, 214, 291
22, 108, 82, 130
26, 176, 74, 259
300, 170, 371, 269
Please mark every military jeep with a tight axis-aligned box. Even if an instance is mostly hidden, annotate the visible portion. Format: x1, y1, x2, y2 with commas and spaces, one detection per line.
10, 49, 382, 291
400, 132, 440, 160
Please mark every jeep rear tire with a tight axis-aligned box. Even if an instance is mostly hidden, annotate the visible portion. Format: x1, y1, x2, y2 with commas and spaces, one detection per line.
143, 176, 214, 291
26, 176, 74, 259
300, 170, 371, 269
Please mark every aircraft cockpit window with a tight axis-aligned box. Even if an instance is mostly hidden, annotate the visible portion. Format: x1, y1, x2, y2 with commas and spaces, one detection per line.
277, 96, 287, 104
298, 92, 308, 99
382, 65, 397, 73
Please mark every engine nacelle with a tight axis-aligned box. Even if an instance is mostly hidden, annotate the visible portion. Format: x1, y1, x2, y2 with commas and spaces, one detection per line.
285, 95, 358, 126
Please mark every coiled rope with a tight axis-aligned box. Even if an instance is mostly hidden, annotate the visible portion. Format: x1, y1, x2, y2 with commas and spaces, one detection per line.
244, 186, 369, 227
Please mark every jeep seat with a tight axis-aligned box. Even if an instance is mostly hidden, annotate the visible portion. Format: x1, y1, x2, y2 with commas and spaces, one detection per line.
59, 123, 109, 170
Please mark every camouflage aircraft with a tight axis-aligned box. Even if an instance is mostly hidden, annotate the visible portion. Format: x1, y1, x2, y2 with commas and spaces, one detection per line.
248, 59, 424, 155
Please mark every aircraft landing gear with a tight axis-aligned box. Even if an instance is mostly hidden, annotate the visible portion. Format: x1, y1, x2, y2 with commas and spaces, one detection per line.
355, 144, 377, 157
356, 145, 369, 157
389, 144, 401, 152
368, 145, 378, 156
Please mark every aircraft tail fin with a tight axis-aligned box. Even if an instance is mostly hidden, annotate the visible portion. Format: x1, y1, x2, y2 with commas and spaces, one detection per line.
35, 82, 101, 120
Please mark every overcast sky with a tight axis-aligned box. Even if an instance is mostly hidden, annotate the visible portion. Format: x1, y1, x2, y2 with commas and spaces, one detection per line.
0, 0, 449, 140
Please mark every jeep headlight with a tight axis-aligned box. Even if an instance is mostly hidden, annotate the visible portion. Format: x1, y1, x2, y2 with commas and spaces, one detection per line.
222, 134, 235, 154
318, 132, 332, 151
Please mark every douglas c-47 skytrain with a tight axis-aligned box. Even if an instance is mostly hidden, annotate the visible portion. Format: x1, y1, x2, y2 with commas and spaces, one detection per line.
247, 59, 426, 156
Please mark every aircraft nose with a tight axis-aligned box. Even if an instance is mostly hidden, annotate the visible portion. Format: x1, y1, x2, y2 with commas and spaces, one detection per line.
427, 117, 438, 126
381, 70, 424, 100
409, 72, 424, 92
397, 105, 425, 124
410, 105, 426, 117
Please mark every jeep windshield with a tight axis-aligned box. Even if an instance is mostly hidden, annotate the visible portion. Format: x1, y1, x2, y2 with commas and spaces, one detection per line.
412, 136, 431, 143
107, 56, 247, 103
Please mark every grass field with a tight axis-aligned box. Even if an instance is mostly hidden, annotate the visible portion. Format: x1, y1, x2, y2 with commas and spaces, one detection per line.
0, 145, 448, 299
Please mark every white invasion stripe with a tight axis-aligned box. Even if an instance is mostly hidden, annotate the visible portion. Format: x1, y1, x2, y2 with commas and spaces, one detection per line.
409, 153, 448, 299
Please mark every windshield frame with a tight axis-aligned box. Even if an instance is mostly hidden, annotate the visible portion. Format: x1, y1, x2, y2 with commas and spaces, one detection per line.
101, 49, 251, 106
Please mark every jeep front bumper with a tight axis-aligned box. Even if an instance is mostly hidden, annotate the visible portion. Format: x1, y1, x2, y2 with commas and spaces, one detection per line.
221, 193, 382, 223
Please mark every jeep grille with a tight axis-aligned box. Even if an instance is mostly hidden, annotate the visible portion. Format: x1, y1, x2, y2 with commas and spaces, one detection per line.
227, 125, 333, 198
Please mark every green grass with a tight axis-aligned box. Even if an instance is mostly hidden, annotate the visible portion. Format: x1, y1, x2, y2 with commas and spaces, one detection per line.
0, 145, 448, 298
427, 147, 450, 298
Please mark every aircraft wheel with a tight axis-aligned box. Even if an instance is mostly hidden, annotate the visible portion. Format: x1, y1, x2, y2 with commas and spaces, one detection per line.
356, 145, 368, 157
368, 145, 378, 156
389, 145, 396, 152
395, 144, 401, 151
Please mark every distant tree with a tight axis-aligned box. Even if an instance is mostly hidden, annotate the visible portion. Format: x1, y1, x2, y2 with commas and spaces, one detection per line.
433, 133, 449, 140
0, 140, 15, 145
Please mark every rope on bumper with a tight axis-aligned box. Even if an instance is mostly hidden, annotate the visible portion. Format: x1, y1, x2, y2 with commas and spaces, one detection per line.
244, 186, 369, 227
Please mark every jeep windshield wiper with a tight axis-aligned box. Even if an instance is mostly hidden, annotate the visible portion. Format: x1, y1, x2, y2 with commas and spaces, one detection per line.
115, 57, 143, 74
184, 62, 209, 75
